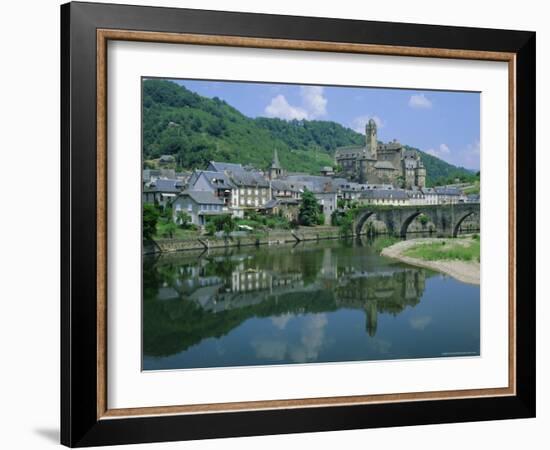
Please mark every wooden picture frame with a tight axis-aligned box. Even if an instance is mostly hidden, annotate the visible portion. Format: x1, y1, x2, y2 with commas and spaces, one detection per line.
61, 1, 535, 447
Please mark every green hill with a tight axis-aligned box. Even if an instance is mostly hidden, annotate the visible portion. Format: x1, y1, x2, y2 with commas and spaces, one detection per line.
142, 79, 476, 186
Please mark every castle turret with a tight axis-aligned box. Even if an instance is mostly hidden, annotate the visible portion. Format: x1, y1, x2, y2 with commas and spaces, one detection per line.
365, 119, 378, 158
415, 162, 426, 188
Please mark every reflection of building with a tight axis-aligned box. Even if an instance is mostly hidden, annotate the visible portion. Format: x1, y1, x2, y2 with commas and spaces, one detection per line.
158, 246, 428, 336
144, 243, 434, 357
334, 268, 427, 337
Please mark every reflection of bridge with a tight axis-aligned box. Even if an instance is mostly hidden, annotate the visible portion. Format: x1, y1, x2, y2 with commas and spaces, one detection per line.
354, 203, 480, 237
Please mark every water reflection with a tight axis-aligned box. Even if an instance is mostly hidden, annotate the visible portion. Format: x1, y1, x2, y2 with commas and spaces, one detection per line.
143, 238, 480, 369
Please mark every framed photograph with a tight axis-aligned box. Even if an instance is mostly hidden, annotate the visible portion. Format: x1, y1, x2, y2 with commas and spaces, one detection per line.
61, 1, 536, 447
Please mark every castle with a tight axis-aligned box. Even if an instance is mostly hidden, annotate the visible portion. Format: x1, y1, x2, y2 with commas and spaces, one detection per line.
335, 119, 426, 188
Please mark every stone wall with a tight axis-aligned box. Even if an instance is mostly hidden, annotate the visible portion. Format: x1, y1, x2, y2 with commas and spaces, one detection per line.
146, 227, 342, 254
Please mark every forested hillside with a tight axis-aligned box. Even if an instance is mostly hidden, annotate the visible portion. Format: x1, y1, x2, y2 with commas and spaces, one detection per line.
143, 79, 476, 185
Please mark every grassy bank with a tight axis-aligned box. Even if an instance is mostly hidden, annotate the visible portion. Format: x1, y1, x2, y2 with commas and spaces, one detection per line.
372, 236, 401, 252
380, 236, 480, 285
403, 235, 480, 262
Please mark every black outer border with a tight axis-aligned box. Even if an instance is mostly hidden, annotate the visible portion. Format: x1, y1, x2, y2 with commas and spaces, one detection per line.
61, 2, 536, 447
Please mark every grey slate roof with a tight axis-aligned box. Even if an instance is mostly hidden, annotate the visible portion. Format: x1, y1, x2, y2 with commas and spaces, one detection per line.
208, 161, 245, 172
271, 179, 300, 192
335, 145, 364, 157
199, 171, 235, 189
261, 199, 279, 209
159, 155, 175, 163
260, 198, 299, 210
182, 190, 224, 205
360, 189, 409, 200
229, 170, 270, 188
435, 187, 462, 196
282, 175, 337, 193
149, 179, 184, 193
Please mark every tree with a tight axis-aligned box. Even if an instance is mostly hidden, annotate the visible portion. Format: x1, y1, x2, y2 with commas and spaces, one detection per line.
143, 203, 160, 241
206, 214, 236, 236
175, 210, 191, 228
162, 222, 177, 238
338, 211, 354, 237
298, 189, 321, 226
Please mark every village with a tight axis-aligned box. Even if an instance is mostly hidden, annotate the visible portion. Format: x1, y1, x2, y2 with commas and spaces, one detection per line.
143, 151, 478, 233
142, 120, 479, 243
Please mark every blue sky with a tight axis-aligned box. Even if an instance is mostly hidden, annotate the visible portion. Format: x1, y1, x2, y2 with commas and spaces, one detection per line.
171, 79, 480, 170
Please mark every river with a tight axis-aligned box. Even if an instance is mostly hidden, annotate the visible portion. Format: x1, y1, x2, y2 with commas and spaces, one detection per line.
143, 237, 480, 370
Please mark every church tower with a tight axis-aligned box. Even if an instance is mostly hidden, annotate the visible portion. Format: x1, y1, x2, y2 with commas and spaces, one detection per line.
365, 119, 378, 158
269, 148, 283, 180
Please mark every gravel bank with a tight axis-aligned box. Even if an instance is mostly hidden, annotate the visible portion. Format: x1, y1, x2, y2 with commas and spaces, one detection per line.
381, 238, 480, 285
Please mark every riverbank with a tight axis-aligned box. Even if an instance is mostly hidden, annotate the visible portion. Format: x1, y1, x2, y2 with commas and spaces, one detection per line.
144, 226, 344, 254
380, 237, 480, 285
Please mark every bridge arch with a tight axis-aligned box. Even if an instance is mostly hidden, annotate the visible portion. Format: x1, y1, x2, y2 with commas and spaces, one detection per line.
452, 211, 475, 237
355, 211, 374, 236
399, 210, 435, 237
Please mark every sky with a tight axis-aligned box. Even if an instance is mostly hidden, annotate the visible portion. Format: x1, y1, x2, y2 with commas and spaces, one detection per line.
172, 79, 480, 171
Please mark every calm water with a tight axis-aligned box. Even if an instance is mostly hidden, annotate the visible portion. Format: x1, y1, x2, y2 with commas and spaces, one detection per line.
143, 238, 480, 370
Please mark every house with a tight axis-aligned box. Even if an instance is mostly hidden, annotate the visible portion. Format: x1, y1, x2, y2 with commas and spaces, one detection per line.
159, 154, 176, 165
434, 186, 462, 204
320, 166, 334, 176
407, 189, 425, 206
270, 179, 301, 200
283, 175, 338, 224
227, 170, 271, 214
259, 198, 300, 221
172, 190, 226, 227
142, 178, 184, 206
143, 169, 161, 183
357, 189, 410, 206
465, 194, 480, 203
189, 170, 235, 207
421, 187, 438, 205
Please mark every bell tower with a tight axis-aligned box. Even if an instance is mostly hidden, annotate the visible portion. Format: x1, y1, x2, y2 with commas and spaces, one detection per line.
269, 148, 283, 180
365, 119, 378, 158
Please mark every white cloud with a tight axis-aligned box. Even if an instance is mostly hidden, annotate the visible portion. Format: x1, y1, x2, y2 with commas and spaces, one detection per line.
426, 143, 451, 159
410, 316, 432, 331
289, 314, 328, 363
271, 314, 293, 330
253, 314, 328, 364
425, 140, 480, 170
264, 94, 309, 120
461, 139, 480, 169
409, 94, 433, 109
251, 339, 287, 361
351, 115, 384, 133
264, 86, 327, 120
300, 86, 327, 118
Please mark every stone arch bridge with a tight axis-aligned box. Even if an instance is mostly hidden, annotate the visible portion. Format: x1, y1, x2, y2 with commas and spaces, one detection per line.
354, 203, 480, 237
